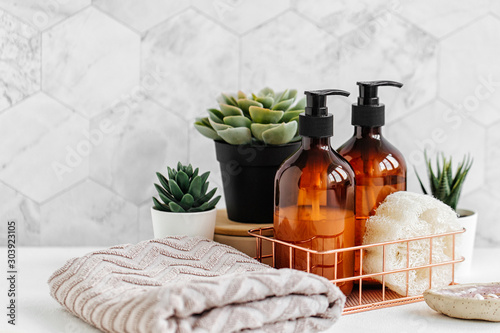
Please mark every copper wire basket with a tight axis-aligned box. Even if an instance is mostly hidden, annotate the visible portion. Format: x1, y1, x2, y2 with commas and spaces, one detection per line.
248, 227, 465, 314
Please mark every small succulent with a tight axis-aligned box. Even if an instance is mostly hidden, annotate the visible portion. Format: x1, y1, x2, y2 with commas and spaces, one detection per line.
194, 87, 305, 145
415, 151, 473, 211
152, 162, 221, 212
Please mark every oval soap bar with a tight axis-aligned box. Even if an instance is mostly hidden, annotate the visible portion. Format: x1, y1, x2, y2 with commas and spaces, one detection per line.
424, 282, 500, 322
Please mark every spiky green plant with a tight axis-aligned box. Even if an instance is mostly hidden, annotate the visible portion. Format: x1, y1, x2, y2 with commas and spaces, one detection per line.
414, 151, 473, 211
152, 162, 221, 212
194, 87, 305, 145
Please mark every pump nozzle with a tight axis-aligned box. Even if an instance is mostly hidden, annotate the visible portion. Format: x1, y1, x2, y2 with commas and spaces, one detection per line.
356, 81, 403, 106
305, 89, 350, 116
300, 89, 350, 138
352, 80, 403, 127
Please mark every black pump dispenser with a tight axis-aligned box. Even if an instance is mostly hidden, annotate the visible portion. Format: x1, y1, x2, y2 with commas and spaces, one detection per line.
299, 89, 350, 138
352, 80, 403, 127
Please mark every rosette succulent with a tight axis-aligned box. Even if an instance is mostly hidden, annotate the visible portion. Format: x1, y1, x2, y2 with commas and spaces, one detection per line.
194, 88, 305, 145
152, 162, 221, 212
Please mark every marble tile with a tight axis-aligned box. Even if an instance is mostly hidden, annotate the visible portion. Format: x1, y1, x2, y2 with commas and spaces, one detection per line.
40, 180, 138, 246
0, 0, 90, 30
42, 7, 140, 117
94, 0, 188, 33
292, 0, 390, 37
138, 203, 154, 241
0, 93, 89, 202
90, 98, 189, 205
0, 183, 40, 246
485, 122, 500, 196
439, 16, 500, 123
0, 9, 40, 112
385, 100, 485, 196
142, 9, 238, 121
188, 125, 225, 209
241, 11, 339, 94
339, 15, 438, 125
461, 190, 500, 248
192, 0, 289, 34
398, 0, 489, 38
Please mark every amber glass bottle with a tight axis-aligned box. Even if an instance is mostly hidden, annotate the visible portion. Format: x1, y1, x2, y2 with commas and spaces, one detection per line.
274, 89, 355, 295
338, 81, 407, 277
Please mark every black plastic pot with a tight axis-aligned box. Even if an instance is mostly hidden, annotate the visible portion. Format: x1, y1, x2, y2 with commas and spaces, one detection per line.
215, 141, 301, 223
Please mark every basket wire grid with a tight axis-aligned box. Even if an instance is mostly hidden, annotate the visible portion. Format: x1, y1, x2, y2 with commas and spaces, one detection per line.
248, 227, 465, 314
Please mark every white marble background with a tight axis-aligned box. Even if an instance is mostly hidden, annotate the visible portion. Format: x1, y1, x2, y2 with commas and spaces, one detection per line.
0, 0, 499, 247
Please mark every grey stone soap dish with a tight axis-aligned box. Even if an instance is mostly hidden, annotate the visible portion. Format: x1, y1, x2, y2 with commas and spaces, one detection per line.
424, 282, 500, 322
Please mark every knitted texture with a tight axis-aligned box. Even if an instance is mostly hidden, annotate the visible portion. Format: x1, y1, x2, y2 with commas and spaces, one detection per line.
48, 236, 345, 333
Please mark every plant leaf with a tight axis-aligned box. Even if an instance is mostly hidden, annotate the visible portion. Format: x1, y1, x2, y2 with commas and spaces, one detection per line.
219, 103, 244, 117
176, 170, 189, 193
272, 98, 294, 111
169, 202, 185, 212
223, 115, 252, 128
200, 171, 210, 184
249, 106, 284, 124
258, 87, 274, 97
194, 188, 217, 206
221, 93, 238, 106
413, 167, 428, 195
237, 99, 262, 115
289, 97, 306, 110
157, 172, 170, 189
180, 193, 194, 210
250, 123, 279, 141
209, 117, 232, 131
153, 197, 170, 211
207, 109, 224, 123
254, 96, 274, 108
237, 90, 246, 99
217, 127, 252, 145
280, 110, 304, 122
194, 123, 221, 140
188, 176, 202, 200
262, 122, 297, 145
168, 179, 184, 201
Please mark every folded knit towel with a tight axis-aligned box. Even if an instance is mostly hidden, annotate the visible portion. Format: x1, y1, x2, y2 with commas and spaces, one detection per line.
48, 236, 345, 333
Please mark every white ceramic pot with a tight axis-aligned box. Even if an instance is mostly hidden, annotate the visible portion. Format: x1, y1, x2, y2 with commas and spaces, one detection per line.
455, 208, 478, 281
151, 208, 217, 240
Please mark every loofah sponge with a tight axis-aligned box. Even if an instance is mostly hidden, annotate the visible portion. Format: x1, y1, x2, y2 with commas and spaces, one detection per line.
362, 191, 461, 296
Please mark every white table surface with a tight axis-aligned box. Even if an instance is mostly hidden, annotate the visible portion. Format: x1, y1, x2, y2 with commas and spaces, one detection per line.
0, 247, 499, 333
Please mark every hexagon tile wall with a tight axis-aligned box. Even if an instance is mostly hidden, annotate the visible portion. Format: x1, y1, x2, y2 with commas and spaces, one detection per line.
0, 0, 498, 247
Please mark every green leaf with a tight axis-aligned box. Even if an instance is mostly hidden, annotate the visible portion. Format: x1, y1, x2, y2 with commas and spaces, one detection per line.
209, 117, 232, 131
192, 167, 199, 179
169, 202, 185, 212
188, 176, 202, 199
200, 171, 210, 184
237, 99, 262, 115
413, 167, 428, 195
274, 89, 288, 104
254, 96, 274, 109
157, 172, 170, 189
199, 196, 221, 211
159, 192, 174, 206
258, 87, 274, 97
180, 193, 194, 210
168, 179, 184, 201
237, 90, 246, 99
272, 98, 295, 111
207, 109, 224, 123
289, 97, 306, 111
186, 164, 193, 177
280, 110, 304, 122
201, 181, 209, 196
223, 115, 252, 128
154, 183, 175, 201
217, 127, 252, 145
288, 89, 297, 99
261, 122, 297, 145
166, 167, 175, 180
177, 162, 182, 171
249, 106, 284, 124
219, 103, 244, 117
221, 93, 238, 106
176, 170, 189, 192
194, 187, 217, 206
250, 123, 279, 141
194, 123, 221, 140
153, 197, 170, 212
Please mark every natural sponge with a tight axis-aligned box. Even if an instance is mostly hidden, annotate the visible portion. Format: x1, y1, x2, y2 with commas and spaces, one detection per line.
363, 191, 461, 296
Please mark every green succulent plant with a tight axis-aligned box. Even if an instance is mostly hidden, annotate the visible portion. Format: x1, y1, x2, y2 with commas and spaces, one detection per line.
414, 151, 473, 211
194, 87, 305, 145
152, 162, 221, 212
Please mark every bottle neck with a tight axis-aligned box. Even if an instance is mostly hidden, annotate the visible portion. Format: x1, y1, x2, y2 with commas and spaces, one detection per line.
301, 137, 331, 150
354, 126, 382, 139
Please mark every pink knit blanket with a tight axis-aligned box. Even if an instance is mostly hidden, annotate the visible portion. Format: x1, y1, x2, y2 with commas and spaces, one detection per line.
48, 236, 345, 332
